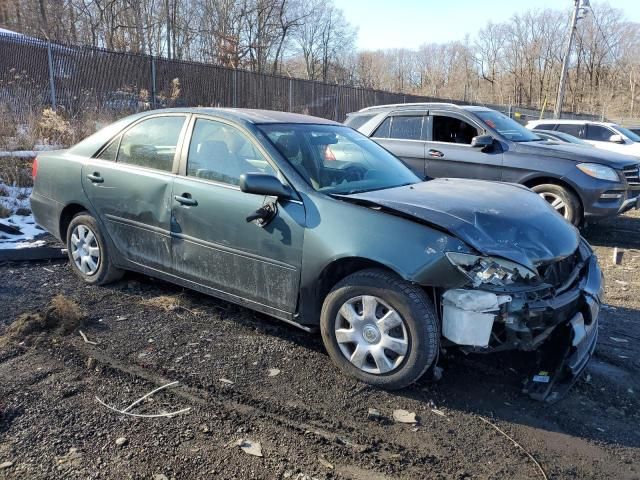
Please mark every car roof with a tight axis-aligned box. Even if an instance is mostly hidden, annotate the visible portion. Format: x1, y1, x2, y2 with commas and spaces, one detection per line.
353, 102, 493, 115
139, 107, 340, 125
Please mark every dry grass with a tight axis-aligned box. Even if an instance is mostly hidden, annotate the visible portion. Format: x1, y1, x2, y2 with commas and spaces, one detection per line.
0, 205, 10, 219
141, 295, 183, 312
0, 295, 86, 347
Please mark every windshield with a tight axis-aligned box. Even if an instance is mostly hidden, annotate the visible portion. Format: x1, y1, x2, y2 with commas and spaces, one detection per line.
258, 124, 420, 195
616, 125, 640, 142
475, 110, 541, 142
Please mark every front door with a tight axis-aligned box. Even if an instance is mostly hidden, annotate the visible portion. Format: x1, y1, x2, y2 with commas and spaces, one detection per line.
424, 112, 503, 180
81, 114, 188, 271
171, 116, 305, 315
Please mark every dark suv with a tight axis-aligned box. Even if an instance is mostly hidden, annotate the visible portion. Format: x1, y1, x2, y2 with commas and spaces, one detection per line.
346, 103, 640, 226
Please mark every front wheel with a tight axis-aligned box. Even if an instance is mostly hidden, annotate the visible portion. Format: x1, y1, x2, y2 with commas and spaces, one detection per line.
531, 183, 583, 226
320, 269, 439, 390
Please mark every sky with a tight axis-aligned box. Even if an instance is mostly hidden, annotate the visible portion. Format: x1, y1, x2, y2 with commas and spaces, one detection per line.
334, 0, 640, 50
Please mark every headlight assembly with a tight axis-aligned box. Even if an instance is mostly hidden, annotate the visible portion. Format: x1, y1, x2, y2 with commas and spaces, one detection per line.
446, 252, 537, 287
576, 163, 620, 182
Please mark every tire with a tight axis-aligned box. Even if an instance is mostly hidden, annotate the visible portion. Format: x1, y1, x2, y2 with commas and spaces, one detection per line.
66, 213, 124, 285
531, 183, 583, 226
320, 268, 439, 390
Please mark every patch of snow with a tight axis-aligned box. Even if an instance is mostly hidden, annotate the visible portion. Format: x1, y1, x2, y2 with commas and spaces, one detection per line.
0, 184, 32, 213
0, 214, 45, 249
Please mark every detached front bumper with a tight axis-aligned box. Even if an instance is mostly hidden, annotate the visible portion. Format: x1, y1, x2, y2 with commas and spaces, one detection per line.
442, 249, 603, 402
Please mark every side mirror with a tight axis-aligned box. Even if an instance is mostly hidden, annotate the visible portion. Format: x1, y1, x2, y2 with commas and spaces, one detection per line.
470, 134, 494, 149
239, 173, 292, 199
609, 134, 625, 144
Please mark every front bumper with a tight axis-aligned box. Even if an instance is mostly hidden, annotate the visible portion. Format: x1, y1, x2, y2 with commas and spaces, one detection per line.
442, 248, 603, 402
583, 184, 640, 220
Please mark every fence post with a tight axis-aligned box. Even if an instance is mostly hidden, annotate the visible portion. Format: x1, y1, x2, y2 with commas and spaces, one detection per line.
46, 41, 57, 111
289, 78, 293, 112
233, 69, 237, 108
334, 85, 339, 121
150, 56, 157, 109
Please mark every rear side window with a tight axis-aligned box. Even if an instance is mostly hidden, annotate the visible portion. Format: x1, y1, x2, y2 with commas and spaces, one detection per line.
344, 114, 376, 130
97, 138, 120, 161
372, 117, 392, 138
556, 124, 583, 138
585, 124, 614, 142
390, 116, 424, 140
535, 123, 557, 131
117, 116, 186, 171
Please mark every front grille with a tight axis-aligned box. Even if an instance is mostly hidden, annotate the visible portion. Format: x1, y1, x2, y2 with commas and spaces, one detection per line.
537, 251, 580, 289
623, 164, 640, 185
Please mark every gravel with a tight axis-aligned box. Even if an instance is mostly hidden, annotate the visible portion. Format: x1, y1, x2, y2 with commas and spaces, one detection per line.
0, 211, 639, 479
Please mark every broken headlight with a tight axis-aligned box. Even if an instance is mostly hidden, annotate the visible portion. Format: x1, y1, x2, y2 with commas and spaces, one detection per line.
446, 252, 537, 287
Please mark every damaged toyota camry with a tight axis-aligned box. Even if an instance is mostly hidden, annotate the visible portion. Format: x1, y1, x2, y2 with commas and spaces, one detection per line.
30, 108, 602, 401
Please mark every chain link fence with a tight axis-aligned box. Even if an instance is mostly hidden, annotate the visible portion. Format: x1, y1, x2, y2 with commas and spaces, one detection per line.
0, 32, 599, 129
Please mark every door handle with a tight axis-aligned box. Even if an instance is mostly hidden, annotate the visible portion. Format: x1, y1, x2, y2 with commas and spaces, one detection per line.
174, 193, 198, 207
428, 149, 445, 158
86, 172, 104, 183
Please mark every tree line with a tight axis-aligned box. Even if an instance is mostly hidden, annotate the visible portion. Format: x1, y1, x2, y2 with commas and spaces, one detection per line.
1, 1, 638, 121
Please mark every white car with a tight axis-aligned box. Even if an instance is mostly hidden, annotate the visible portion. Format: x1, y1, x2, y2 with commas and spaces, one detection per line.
526, 119, 640, 158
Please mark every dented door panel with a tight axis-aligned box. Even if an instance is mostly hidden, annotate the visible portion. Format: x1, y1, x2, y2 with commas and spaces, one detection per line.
81, 161, 174, 270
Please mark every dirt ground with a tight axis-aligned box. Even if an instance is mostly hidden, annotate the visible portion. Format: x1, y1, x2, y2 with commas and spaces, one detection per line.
0, 211, 639, 480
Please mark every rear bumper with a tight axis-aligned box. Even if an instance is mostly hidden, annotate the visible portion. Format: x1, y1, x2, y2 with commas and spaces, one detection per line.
30, 191, 64, 240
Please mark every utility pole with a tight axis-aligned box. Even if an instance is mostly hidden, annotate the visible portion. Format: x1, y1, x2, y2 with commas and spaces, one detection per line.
554, 0, 590, 119
165, 0, 172, 59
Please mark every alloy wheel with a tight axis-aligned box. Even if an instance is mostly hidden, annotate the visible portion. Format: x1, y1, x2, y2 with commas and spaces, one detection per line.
538, 191, 569, 219
70, 224, 101, 275
334, 295, 409, 374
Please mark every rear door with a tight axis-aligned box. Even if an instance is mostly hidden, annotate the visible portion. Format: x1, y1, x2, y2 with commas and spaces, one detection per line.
371, 112, 428, 178
423, 111, 503, 180
81, 114, 188, 271
170, 116, 305, 315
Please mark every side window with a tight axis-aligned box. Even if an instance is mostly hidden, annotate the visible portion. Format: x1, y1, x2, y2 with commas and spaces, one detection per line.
556, 124, 583, 138
536, 123, 557, 131
586, 124, 614, 142
432, 115, 479, 144
97, 137, 120, 161
187, 119, 275, 185
389, 116, 424, 140
117, 116, 186, 171
372, 117, 392, 138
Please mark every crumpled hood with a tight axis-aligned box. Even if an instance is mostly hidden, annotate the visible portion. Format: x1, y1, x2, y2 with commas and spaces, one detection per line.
514, 141, 639, 167
346, 178, 580, 270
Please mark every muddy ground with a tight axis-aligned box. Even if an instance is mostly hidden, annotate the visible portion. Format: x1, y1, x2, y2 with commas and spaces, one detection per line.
0, 212, 639, 480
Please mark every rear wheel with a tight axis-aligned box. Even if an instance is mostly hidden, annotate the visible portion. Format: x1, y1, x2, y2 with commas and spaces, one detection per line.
320, 269, 439, 390
66, 213, 124, 285
531, 183, 582, 226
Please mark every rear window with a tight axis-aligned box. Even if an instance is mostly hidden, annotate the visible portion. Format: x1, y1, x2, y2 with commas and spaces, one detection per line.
344, 113, 376, 130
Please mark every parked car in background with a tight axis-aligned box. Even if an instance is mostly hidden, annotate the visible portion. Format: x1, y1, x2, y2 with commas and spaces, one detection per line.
628, 126, 640, 137
346, 103, 640, 226
31, 108, 602, 400
532, 129, 593, 147
526, 119, 640, 157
